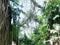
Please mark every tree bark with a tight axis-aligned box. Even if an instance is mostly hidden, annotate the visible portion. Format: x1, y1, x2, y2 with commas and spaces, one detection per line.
0, 0, 12, 45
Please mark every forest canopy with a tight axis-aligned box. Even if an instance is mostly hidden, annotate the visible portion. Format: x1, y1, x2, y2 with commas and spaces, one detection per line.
9, 0, 60, 45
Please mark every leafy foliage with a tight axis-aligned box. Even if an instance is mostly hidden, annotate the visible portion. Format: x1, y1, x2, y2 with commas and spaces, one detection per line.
43, 0, 60, 45
10, 0, 60, 45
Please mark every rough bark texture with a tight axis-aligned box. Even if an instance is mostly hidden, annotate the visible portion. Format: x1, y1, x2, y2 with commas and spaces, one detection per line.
0, 0, 12, 45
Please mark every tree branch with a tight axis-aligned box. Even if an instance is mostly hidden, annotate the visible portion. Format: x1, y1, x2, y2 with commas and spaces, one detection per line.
31, 0, 43, 8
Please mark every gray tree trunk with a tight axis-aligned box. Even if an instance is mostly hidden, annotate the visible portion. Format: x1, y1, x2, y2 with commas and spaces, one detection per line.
0, 0, 12, 45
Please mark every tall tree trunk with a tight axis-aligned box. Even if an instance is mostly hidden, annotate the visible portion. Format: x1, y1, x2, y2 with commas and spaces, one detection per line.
0, 0, 12, 45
